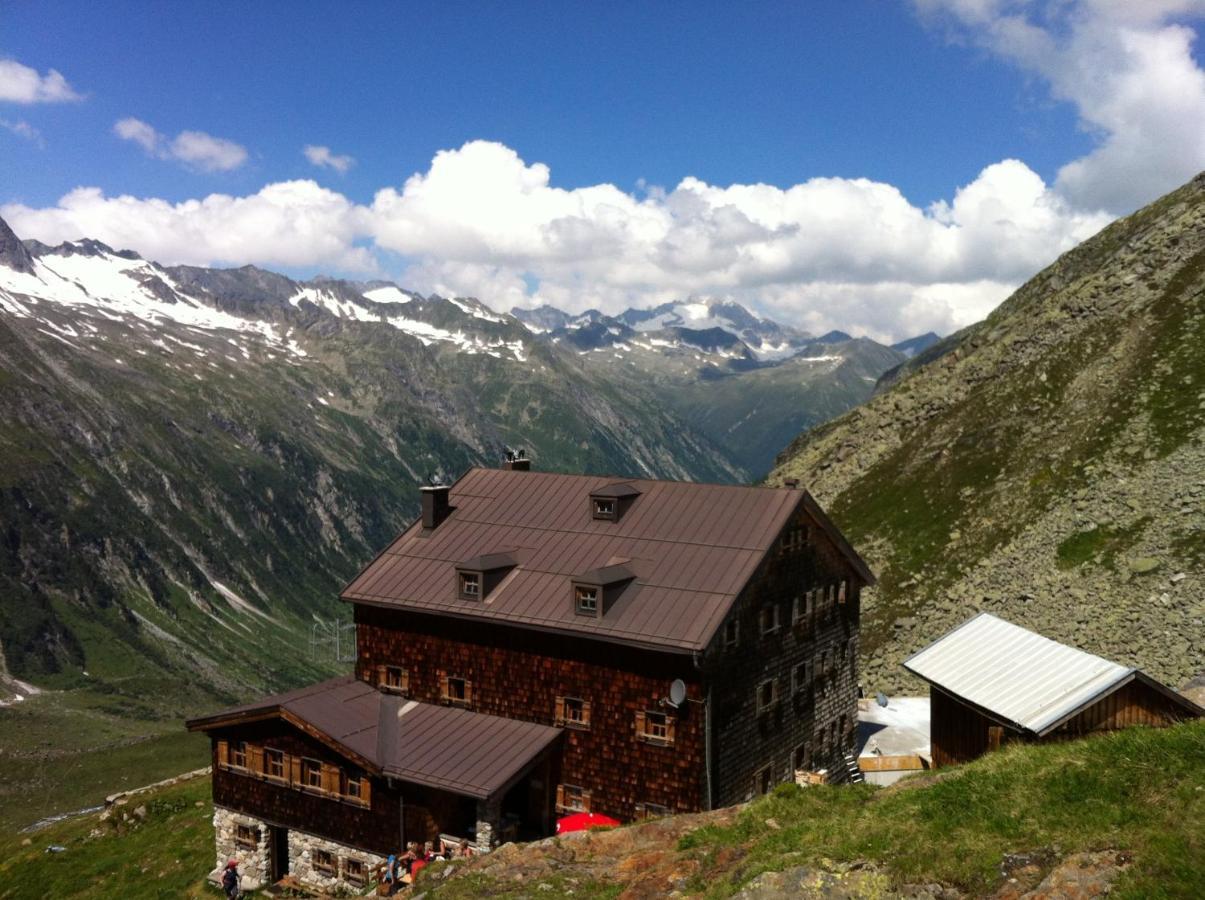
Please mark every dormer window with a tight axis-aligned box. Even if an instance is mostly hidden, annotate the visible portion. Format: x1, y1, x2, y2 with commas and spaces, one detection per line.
575, 585, 599, 615
588, 482, 641, 521
455, 551, 517, 602
570, 563, 634, 619
459, 572, 481, 599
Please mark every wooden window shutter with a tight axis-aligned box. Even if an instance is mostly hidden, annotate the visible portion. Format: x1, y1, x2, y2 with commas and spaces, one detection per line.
248, 744, 264, 778
634, 710, 646, 739
376, 664, 386, 686
322, 762, 339, 794
581, 789, 592, 811
554, 695, 565, 725
216, 739, 228, 769
665, 716, 677, 746
581, 700, 592, 727
359, 776, 372, 807
401, 668, 410, 694
464, 679, 474, 706
555, 784, 565, 809
439, 671, 449, 702
289, 754, 301, 787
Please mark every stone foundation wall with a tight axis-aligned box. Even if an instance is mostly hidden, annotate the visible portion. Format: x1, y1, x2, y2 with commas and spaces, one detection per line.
288, 828, 386, 894
212, 805, 386, 894
212, 807, 270, 891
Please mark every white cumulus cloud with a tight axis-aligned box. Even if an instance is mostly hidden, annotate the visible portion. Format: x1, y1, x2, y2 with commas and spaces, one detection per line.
113, 117, 248, 172
304, 145, 355, 174
2, 181, 375, 272
1, 140, 1114, 339
366, 141, 1109, 339
914, 0, 1205, 213
0, 58, 83, 103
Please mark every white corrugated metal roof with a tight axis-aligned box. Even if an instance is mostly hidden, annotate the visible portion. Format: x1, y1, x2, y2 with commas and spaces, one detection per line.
903, 613, 1133, 735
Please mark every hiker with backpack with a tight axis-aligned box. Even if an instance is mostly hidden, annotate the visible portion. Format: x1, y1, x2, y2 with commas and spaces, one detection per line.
222, 859, 240, 899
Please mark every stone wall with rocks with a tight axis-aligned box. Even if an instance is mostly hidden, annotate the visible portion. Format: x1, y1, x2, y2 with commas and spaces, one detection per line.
212, 806, 270, 891
287, 826, 386, 894
212, 805, 386, 894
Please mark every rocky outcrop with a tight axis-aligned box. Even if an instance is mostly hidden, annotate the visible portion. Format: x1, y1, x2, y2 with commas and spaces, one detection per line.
0, 215, 35, 274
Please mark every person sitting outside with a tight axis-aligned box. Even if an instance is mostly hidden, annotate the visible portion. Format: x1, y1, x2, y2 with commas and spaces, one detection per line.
380, 854, 399, 895
398, 841, 419, 874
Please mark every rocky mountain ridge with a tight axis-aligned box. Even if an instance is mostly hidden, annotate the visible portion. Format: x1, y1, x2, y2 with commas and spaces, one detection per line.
513, 299, 913, 476
770, 172, 1205, 694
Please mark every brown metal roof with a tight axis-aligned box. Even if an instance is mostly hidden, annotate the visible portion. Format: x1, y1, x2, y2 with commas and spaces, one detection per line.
186, 676, 562, 799
341, 467, 873, 653
457, 551, 518, 571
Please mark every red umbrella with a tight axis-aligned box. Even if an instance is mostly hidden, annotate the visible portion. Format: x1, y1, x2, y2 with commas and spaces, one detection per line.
556, 811, 620, 834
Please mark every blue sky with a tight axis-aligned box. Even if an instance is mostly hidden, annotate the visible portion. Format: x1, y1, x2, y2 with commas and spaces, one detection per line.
3, 1, 1204, 340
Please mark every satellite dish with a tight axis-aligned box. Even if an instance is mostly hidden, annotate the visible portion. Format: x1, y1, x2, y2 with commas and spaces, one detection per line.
876, 691, 889, 708
667, 679, 687, 708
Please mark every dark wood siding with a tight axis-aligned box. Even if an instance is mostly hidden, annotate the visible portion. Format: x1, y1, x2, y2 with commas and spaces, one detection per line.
931, 678, 1197, 767
1050, 680, 1195, 737
210, 721, 401, 855
355, 606, 704, 821
929, 685, 1014, 767
707, 507, 862, 805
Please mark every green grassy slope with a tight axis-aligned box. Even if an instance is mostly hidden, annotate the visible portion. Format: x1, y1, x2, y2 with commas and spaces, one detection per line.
0, 774, 217, 900
676, 722, 1204, 898
427, 721, 1205, 899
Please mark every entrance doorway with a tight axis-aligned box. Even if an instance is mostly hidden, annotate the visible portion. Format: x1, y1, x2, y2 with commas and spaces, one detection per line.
268, 826, 289, 882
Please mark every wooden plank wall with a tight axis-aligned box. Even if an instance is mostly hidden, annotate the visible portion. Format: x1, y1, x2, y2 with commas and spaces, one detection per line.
932, 679, 1198, 767
355, 607, 705, 822
210, 721, 402, 855
1051, 680, 1196, 737
929, 686, 1013, 768
706, 507, 862, 805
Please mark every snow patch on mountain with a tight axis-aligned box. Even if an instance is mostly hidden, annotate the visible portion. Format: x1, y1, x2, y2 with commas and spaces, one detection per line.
448, 296, 506, 323
361, 285, 412, 305
0, 246, 309, 357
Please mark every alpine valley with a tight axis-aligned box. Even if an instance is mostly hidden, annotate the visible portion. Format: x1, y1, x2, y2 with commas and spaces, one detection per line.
0, 211, 921, 755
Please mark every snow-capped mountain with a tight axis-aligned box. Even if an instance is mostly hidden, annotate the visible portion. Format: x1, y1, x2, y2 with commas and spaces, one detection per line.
617, 299, 814, 360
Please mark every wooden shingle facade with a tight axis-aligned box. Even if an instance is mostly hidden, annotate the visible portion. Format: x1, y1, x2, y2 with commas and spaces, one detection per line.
188, 464, 874, 892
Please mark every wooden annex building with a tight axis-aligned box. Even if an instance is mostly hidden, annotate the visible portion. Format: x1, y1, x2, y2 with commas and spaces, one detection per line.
187, 459, 875, 893
904, 613, 1203, 768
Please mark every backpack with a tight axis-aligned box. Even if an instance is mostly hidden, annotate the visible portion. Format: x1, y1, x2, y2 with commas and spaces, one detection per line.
222, 867, 238, 890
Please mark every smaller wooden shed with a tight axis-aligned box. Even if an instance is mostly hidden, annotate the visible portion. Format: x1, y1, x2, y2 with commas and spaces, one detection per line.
904, 613, 1202, 767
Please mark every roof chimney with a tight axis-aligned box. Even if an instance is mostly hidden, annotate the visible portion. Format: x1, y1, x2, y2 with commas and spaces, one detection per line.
503, 447, 531, 471
420, 484, 451, 529
784, 478, 800, 489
